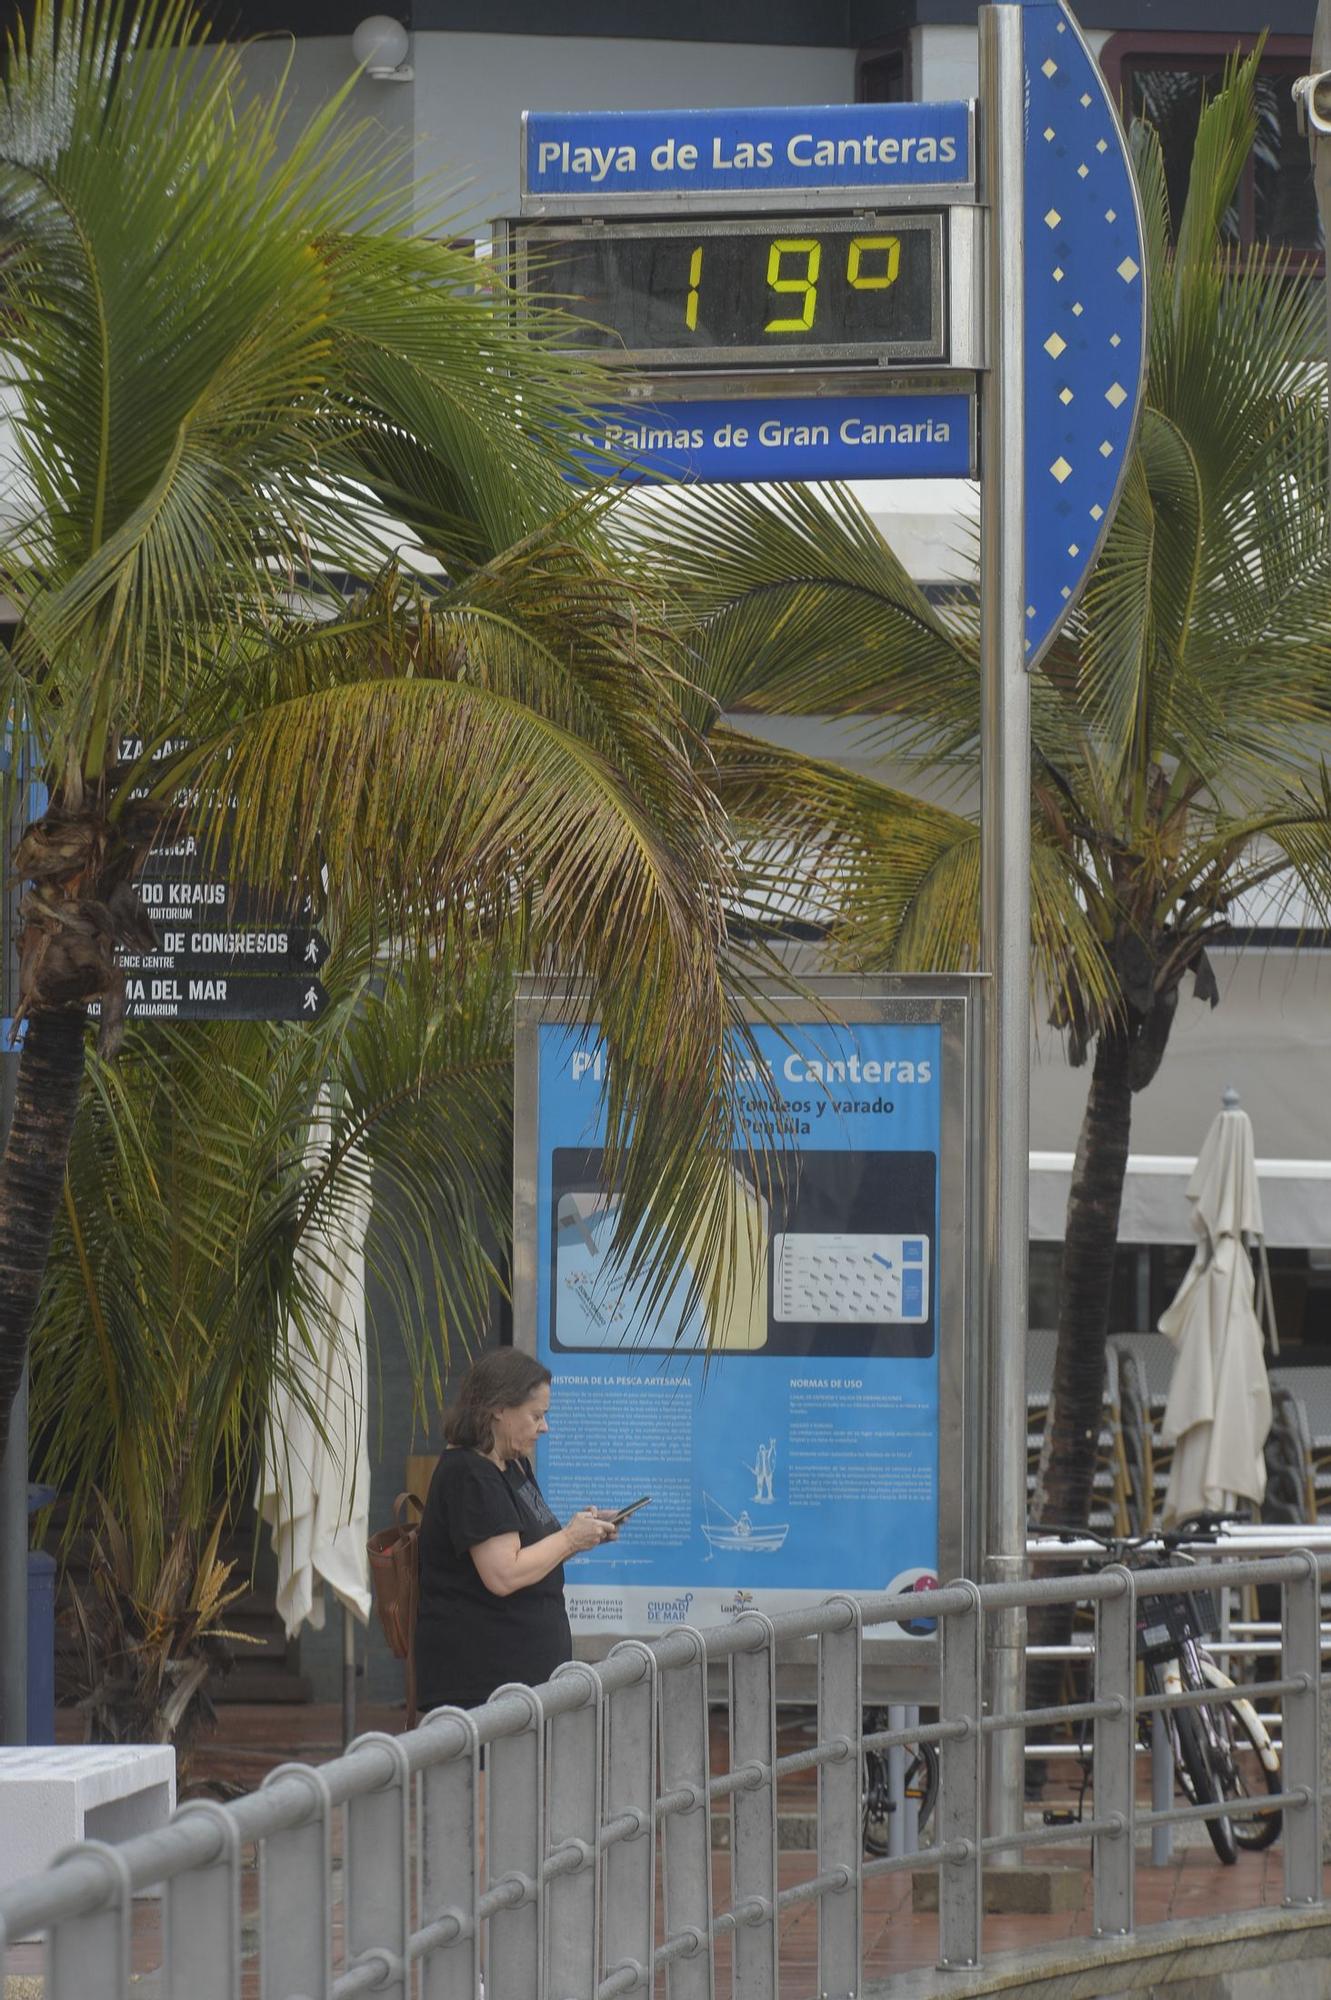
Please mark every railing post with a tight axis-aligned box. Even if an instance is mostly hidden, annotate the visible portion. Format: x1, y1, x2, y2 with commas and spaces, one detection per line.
937, 1581, 983, 1971
260, 1762, 333, 2000
1282, 1551, 1323, 1908
817, 1596, 862, 2000
418, 1708, 483, 2000
47, 1842, 132, 2000
1093, 1567, 1136, 1938
887, 1703, 907, 1862
602, 1640, 658, 1998
730, 1611, 779, 1997
165, 1801, 242, 2000
658, 1629, 716, 2000
487, 1685, 547, 2000
902, 1704, 922, 1855
547, 1662, 603, 2000
1149, 1677, 1173, 1867
344, 1734, 412, 2000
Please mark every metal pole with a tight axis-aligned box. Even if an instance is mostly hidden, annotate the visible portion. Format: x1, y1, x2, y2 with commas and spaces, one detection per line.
887, 1702, 906, 1861
1150, 1706, 1173, 1866
342, 1598, 357, 1749
1295, 3, 1331, 508
978, 1, 1031, 1851
0, 1051, 26, 1746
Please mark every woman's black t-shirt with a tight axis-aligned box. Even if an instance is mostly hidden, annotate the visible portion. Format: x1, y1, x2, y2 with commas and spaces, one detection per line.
414, 1449, 571, 1713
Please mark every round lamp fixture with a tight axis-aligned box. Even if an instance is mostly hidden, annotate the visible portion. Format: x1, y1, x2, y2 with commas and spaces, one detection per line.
351, 15, 412, 80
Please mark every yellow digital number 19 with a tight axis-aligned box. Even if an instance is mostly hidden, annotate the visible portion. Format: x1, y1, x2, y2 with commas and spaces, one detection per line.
683, 231, 905, 337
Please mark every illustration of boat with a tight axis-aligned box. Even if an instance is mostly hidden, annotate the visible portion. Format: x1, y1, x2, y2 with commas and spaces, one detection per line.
701, 1492, 789, 1555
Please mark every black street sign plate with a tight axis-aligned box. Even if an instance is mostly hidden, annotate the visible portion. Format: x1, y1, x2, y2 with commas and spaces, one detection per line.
115, 927, 329, 977
89, 976, 329, 1023
135, 878, 323, 927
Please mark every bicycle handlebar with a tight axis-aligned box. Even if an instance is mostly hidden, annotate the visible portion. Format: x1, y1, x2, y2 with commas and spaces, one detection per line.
1031, 1510, 1248, 1558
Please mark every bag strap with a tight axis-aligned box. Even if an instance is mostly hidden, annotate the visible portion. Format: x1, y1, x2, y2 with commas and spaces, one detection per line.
405, 1644, 418, 1729
394, 1490, 424, 1728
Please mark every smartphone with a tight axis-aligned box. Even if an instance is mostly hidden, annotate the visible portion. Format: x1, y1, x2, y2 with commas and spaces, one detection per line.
611, 1495, 652, 1524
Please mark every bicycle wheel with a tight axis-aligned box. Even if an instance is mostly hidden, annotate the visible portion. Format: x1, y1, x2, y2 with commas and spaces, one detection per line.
905, 1742, 939, 1841
1175, 1705, 1238, 1864
862, 1711, 892, 1857
862, 1747, 891, 1857
1207, 1686, 1282, 1851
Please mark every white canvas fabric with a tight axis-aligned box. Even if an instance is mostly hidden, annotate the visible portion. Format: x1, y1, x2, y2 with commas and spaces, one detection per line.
256, 1106, 373, 1635
1160, 1104, 1272, 1526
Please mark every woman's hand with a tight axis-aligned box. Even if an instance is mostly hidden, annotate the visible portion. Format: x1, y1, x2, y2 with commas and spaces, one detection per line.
563, 1507, 617, 1551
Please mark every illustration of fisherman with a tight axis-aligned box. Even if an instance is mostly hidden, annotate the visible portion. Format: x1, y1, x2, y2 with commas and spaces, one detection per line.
745, 1439, 777, 1504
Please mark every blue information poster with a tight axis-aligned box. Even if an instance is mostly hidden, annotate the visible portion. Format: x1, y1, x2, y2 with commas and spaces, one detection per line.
533, 1018, 942, 1633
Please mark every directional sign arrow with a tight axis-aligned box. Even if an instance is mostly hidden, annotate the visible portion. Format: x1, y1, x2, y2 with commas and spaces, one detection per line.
92, 976, 330, 1023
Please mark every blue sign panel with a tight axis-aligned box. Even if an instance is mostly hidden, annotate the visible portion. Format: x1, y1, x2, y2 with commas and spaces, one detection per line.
1020, 0, 1146, 664
524, 103, 972, 202
580, 394, 973, 485
534, 1019, 942, 1632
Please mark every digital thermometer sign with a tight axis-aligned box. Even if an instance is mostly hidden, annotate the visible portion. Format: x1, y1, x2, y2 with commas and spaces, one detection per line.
512, 212, 947, 369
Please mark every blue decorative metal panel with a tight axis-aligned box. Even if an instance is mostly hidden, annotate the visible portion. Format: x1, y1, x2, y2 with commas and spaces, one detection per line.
1020, 0, 1147, 666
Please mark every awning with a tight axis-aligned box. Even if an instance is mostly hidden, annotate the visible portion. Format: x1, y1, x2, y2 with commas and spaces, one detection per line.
1030, 1152, 1331, 1249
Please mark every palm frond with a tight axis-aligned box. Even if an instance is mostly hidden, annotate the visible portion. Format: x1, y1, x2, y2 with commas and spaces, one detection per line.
621, 482, 976, 747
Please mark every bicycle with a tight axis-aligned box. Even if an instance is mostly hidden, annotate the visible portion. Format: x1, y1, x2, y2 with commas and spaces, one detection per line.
1042, 1515, 1282, 1866
861, 1707, 938, 1856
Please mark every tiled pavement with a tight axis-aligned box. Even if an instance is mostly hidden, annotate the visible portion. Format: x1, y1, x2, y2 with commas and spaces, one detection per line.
2, 1705, 1325, 1995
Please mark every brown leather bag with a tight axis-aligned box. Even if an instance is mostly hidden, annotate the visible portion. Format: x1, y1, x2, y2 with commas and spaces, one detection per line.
367, 1491, 424, 1726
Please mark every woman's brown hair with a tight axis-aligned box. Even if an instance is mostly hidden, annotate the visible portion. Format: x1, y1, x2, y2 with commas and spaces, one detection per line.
444, 1349, 552, 1453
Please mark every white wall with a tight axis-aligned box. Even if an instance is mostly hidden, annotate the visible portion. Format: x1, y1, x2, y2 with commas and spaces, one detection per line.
911, 21, 1112, 102
408, 30, 856, 227
233, 35, 415, 191
1031, 949, 1331, 1162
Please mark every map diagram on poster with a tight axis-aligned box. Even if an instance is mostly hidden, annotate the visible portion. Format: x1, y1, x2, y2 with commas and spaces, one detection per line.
775, 1232, 930, 1324
532, 1018, 943, 1632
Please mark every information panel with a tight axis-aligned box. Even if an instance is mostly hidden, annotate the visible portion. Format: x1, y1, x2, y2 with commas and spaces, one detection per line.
515, 982, 976, 1640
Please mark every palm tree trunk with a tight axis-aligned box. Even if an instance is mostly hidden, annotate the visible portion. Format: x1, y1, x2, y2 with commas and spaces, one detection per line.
1034, 1028, 1135, 1532
0, 1010, 88, 1450
1024, 1029, 1134, 1759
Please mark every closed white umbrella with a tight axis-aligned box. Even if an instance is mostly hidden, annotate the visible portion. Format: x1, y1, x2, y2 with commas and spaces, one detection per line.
1160, 1090, 1272, 1526
256, 1103, 373, 1731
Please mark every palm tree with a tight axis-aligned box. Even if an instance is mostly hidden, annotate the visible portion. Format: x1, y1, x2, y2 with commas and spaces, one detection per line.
0, 0, 762, 1454
630, 53, 1331, 1549
33, 924, 518, 1748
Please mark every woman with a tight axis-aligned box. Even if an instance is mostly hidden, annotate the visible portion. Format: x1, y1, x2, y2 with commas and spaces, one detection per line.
415, 1349, 616, 1715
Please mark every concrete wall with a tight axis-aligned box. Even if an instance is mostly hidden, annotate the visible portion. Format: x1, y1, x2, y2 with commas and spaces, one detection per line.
237, 29, 859, 233
1031, 947, 1331, 1163
410, 31, 856, 224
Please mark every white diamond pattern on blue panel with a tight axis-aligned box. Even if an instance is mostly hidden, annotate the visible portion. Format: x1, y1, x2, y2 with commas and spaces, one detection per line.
1021, 0, 1146, 666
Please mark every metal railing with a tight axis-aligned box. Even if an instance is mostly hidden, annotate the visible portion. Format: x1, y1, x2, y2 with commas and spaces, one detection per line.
0, 1554, 1326, 1998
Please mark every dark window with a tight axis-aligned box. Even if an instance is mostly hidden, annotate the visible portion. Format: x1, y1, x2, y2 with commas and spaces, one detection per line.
1101, 35, 1320, 255
857, 40, 908, 104
1032, 1239, 1328, 1352
1028, 1240, 1146, 1336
